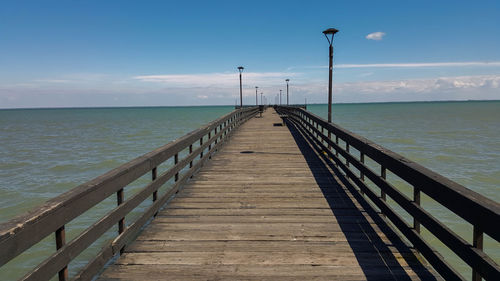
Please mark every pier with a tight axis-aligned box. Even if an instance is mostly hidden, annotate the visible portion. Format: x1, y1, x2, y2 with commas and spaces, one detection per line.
0, 107, 499, 281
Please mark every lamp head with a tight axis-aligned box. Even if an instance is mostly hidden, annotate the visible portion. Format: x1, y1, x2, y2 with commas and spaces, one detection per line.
285, 79, 290, 82
237, 66, 244, 72
322, 28, 339, 35
323, 28, 339, 45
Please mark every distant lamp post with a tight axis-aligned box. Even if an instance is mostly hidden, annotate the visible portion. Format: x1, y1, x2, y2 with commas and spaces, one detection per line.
279, 89, 282, 105
323, 28, 338, 123
260, 92, 263, 105
238, 66, 244, 108
285, 79, 290, 105
255, 86, 259, 106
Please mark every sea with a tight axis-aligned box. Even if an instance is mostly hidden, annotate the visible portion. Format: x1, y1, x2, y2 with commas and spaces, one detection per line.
0, 101, 499, 280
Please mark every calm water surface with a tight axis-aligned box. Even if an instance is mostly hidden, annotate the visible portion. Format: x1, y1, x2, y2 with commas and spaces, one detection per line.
0, 101, 498, 280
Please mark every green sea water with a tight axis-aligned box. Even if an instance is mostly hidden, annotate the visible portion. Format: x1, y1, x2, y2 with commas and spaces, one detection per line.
0, 101, 499, 280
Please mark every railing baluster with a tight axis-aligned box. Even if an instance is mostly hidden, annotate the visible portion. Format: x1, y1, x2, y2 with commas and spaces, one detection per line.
345, 143, 350, 167
174, 153, 179, 182
55, 226, 68, 281
413, 186, 421, 233
200, 137, 204, 159
189, 145, 193, 168
208, 132, 212, 159
117, 187, 125, 254
472, 226, 484, 281
335, 136, 339, 157
380, 166, 387, 201
360, 152, 365, 181
152, 167, 158, 217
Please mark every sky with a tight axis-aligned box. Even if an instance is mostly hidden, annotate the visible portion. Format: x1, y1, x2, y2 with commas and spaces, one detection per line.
1, 0, 500, 108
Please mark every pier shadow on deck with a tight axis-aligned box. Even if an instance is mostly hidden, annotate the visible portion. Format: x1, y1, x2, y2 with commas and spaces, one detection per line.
285, 118, 439, 281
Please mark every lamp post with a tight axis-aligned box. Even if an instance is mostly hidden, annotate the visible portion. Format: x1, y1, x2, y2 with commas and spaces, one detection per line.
285, 79, 290, 105
237, 66, 244, 108
260, 92, 263, 105
255, 86, 259, 106
322, 28, 338, 123
279, 89, 282, 105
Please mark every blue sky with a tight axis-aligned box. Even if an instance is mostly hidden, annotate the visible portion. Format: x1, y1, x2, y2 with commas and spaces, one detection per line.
1, 0, 500, 108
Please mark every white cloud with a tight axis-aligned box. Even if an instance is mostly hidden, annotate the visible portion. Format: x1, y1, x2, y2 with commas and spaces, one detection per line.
287, 61, 500, 70
335, 75, 500, 94
133, 72, 297, 88
366, 32, 386, 41
2, 71, 499, 108
33, 79, 72, 83
337, 61, 500, 68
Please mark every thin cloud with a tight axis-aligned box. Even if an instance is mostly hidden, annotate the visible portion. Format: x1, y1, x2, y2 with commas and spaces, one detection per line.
288, 61, 500, 70
366, 32, 386, 40
335, 75, 500, 94
133, 72, 298, 88
337, 61, 500, 68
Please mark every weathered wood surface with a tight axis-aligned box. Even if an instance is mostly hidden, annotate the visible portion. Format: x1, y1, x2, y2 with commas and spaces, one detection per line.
99, 109, 442, 281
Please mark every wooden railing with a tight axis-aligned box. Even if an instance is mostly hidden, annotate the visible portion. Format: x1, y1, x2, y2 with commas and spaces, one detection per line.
277, 106, 500, 281
0, 107, 259, 281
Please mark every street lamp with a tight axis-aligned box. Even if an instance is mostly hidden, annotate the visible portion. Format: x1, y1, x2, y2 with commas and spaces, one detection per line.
237, 66, 244, 108
279, 89, 282, 105
323, 28, 338, 123
285, 79, 290, 105
260, 92, 263, 105
255, 86, 259, 106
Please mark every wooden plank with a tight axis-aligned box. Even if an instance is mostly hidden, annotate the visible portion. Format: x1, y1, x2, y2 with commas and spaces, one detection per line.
100, 264, 441, 281
114, 251, 420, 267
154, 215, 373, 223
124, 240, 411, 254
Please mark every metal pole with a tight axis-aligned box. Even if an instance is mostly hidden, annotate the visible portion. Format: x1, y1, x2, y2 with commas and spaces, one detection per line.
328, 44, 333, 123
239, 72, 243, 108
280, 90, 282, 105
255, 86, 258, 106
286, 79, 289, 105
238, 66, 244, 108
260, 93, 263, 105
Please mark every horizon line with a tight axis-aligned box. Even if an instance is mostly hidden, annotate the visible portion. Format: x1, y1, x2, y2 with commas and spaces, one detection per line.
2, 98, 499, 110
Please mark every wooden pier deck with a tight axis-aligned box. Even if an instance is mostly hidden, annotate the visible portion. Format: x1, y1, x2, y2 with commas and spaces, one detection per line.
99, 109, 441, 280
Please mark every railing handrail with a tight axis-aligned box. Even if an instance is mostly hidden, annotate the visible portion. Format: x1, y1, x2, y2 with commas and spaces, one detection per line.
0, 106, 259, 280
277, 106, 499, 281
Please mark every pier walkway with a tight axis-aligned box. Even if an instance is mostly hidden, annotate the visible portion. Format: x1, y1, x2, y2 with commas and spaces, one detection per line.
99, 109, 440, 280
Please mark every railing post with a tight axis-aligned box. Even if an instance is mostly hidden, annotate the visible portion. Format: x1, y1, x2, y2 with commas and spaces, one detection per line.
472, 226, 484, 281
208, 132, 212, 159
335, 136, 339, 157
360, 152, 365, 181
55, 226, 68, 281
380, 166, 387, 201
200, 137, 204, 159
152, 167, 158, 217
328, 131, 332, 150
345, 143, 350, 167
117, 187, 125, 254
413, 186, 421, 233
189, 145, 193, 168
359, 152, 365, 195
174, 153, 179, 182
